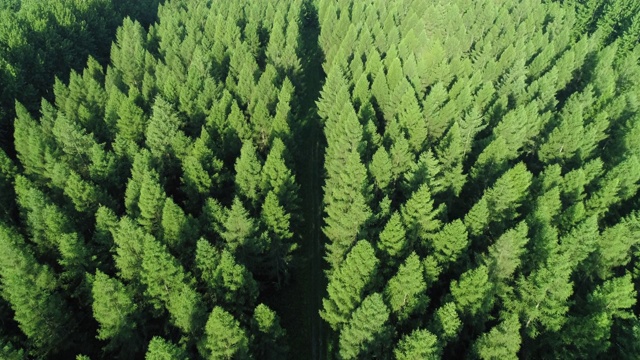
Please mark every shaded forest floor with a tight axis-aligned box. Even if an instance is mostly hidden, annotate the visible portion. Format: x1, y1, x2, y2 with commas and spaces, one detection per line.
262, 2, 327, 359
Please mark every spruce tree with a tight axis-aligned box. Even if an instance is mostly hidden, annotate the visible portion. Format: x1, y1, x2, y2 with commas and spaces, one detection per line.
145, 337, 188, 360
321, 240, 379, 331
383, 253, 428, 323
92, 270, 140, 354
394, 329, 440, 360
0, 224, 73, 355
202, 307, 250, 360
338, 293, 391, 360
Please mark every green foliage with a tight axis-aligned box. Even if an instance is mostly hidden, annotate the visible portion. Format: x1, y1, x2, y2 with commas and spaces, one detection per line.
235, 141, 263, 206
250, 304, 288, 359
145, 337, 188, 360
203, 307, 250, 360
0, 224, 72, 355
394, 329, 440, 360
338, 293, 391, 360
141, 235, 204, 334
451, 265, 494, 317
383, 253, 428, 322
376, 212, 408, 267
2, 0, 640, 358
473, 314, 522, 360
92, 271, 139, 353
321, 240, 379, 331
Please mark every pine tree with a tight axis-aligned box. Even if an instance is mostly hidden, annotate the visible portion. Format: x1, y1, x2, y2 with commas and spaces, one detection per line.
112, 216, 148, 282
450, 265, 494, 318
221, 198, 258, 255
210, 249, 259, 316
141, 235, 204, 334
401, 184, 444, 249
473, 314, 522, 360
92, 270, 140, 354
394, 329, 440, 360
0, 149, 16, 221
145, 337, 188, 360
517, 253, 574, 338
430, 302, 462, 344
161, 197, 196, 252
338, 293, 391, 360
321, 240, 379, 331
561, 273, 636, 357
376, 212, 408, 268
383, 253, 428, 323
323, 149, 372, 269
261, 191, 296, 282
145, 96, 188, 166
235, 141, 263, 206
368, 146, 393, 191
137, 169, 166, 236
13, 102, 50, 179
202, 307, 250, 360
430, 220, 469, 271
0, 224, 73, 355
465, 163, 532, 237
435, 122, 466, 196
250, 304, 288, 359
260, 138, 299, 213
485, 222, 529, 282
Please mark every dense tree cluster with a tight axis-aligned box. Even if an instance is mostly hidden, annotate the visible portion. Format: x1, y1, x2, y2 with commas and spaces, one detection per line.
318, 0, 640, 358
0, 0, 163, 152
0, 0, 302, 358
1, 0, 640, 358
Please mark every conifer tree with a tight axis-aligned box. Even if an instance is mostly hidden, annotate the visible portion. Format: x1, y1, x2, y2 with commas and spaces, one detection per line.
394, 329, 440, 360
202, 307, 250, 360
161, 197, 196, 252
261, 191, 296, 282
430, 220, 469, 271
338, 293, 391, 360
368, 146, 393, 191
221, 198, 258, 256
323, 149, 372, 268
141, 235, 204, 334
0, 149, 16, 221
430, 302, 462, 344
473, 314, 522, 360
376, 212, 408, 268
321, 240, 379, 331
235, 141, 263, 206
560, 274, 636, 357
137, 169, 166, 236
401, 184, 444, 249
112, 216, 148, 282
517, 253, 574, 338
92, 271, 140, 354
250, 304, 288, 359
383, 253, 428, 323
260, 138, 299, 213
145, 337, 188, 360
0, 224, 73, 355
450, 265, 494, 318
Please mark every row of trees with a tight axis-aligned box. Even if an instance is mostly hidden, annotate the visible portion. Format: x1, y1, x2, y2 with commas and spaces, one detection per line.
317, 0, 640, 358
0, 0, 306, 358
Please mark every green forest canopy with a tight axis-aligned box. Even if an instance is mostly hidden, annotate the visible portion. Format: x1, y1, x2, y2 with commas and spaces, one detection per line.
1, 0, 640, 359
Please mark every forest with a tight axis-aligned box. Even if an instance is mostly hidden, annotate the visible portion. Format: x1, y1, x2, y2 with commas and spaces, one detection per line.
0, 0, 639, 359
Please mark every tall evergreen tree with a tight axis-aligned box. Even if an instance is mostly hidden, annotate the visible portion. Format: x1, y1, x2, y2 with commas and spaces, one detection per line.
338, 293, 391, 360
202, 307, 250, 360
321, 240, 379, 331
